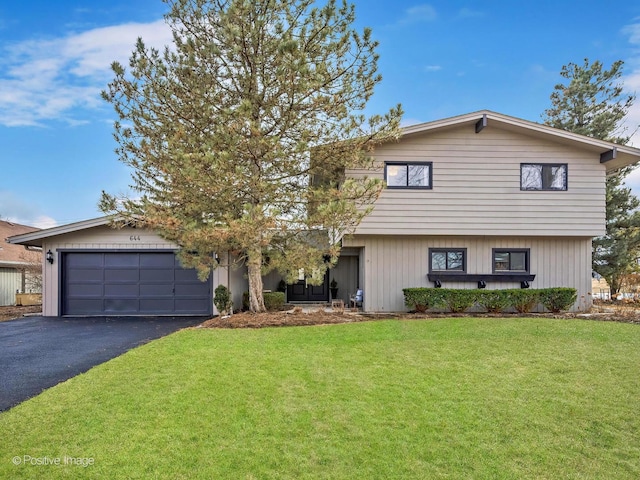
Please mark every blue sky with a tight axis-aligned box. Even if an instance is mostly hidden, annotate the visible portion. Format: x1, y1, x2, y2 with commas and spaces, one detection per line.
1, 0, 640, 228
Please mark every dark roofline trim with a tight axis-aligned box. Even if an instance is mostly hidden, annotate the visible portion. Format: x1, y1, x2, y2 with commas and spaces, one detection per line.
475, 114, 487, 133
600, 147, 617, 163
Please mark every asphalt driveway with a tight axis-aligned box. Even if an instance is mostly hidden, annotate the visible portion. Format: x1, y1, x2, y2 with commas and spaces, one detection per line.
0, 316, 205, 412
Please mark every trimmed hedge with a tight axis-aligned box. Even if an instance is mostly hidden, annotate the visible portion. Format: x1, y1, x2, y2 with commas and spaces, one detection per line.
538, 287, 577, 313
402, 288, 445, 312
444, 289, 477, 313
242, 291, 286, 311
264, 292, 285, 311
509, 289, 539, 313
402, 287, 577, 314
476, 290, 512, 314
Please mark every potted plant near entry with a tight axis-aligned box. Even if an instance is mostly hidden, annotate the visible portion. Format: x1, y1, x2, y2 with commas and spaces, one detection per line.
330, 278, 339, 299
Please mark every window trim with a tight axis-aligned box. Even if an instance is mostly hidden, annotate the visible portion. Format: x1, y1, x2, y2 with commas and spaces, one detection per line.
492, 248, 530, 274
520, 163, 568, 191
429, 248, 467, 274
384, 161, 433, 189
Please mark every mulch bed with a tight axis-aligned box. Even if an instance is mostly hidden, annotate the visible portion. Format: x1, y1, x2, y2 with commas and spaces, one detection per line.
0, 305, 42, 322
196, 307, 640, 329
198, 310, 369, 329
3, 304, 639, 328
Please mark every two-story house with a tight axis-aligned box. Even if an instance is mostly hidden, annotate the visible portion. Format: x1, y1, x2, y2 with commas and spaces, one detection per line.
8, 110, 640, 316
326, 110, 640, 312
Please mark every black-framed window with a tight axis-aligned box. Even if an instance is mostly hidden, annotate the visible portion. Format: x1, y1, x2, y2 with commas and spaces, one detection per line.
493, 249, 530, 273
429, 248, 467, 272
521, 163, 567, 191
385, 162, 432, 189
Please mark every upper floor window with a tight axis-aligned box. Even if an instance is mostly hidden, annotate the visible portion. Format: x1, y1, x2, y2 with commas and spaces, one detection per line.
493, 249, 529, 273
521, 163, 567, 191
385, 162, 432, 189
429, 248, 466, 272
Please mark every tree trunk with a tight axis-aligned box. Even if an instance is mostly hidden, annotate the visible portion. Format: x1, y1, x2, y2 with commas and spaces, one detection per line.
247, 249, 266, 313
610, 275, 621, 297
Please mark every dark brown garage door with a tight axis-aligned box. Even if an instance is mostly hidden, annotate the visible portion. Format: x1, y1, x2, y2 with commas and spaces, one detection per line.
62, 252, 212, 316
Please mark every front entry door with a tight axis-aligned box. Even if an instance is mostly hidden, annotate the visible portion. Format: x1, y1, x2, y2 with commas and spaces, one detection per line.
287, 271, 329, 302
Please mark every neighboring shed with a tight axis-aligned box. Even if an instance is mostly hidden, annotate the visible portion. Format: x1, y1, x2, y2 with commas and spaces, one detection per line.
0, 220, 41, 306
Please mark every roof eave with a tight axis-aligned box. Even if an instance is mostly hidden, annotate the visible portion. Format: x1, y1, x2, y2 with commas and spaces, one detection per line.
6, 216, 117, 247
399, 110, 640, 172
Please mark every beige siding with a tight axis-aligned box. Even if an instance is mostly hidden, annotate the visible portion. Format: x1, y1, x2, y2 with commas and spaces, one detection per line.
344, 235, 593, 312
350, 126, 606, 236
330, 254, 360, 304
42, 226, 182, 316
211, 253, 248, 315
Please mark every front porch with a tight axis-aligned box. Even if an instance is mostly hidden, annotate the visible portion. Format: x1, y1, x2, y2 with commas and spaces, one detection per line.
266, 247, 362, 306
212, 247, 364, 315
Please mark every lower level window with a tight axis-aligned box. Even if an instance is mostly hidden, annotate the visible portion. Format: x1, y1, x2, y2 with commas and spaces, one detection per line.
493, 249, 529, 272
430, 248, 466, 272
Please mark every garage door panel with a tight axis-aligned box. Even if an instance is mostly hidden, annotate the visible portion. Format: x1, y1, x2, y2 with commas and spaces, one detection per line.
140, 253, 175, 267
104, 269, 139, 282
140, 284, 174, 296
66, 269, 103, 283
104, 284, 139, 297
65, 253, 103, 268
140, 299, 175, 313
175, 283, 210, 296
104, 298, 140, 313
105, 253, 139, 267
66, 284, 103, 296
63, 252, 211, 316
66, 299, 104, 315
175, 298, 211, 312
175, 269, 201, 282
140, 269, 174, 282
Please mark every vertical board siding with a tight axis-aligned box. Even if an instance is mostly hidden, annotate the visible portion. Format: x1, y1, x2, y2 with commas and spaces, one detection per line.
349, 126, 606, 236
0, 268, 22, 306
211, 253, 247, 315
345, 235, 592, 312
330, 256, 359, 304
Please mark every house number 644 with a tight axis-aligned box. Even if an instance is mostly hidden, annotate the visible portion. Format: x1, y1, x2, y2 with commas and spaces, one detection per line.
130, 235, 141, 241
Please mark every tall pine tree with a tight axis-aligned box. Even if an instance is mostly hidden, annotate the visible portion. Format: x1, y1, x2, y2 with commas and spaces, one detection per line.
100, 0, 402, 312
543, 59, 640, 294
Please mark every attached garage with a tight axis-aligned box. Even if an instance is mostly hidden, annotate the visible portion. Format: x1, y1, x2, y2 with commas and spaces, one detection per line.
62, 251, 211, 316
6, 217, 215, 317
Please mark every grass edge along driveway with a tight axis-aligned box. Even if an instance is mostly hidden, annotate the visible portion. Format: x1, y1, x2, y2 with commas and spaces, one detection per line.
1, 317, 639, 479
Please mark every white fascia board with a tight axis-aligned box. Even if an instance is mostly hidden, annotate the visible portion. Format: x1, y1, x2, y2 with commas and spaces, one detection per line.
6, 216, 116, 247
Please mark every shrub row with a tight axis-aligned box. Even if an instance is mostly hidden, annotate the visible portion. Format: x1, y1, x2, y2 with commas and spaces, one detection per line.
402, 287, 577, 314
242, 291, 286, 311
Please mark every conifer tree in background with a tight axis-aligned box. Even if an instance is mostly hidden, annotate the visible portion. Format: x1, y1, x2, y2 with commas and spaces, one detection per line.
100, 0, 402, 312
543, 59, 640, 295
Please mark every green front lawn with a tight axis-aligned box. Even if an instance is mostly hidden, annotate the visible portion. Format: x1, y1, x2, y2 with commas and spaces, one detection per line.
2, 318, 640, 479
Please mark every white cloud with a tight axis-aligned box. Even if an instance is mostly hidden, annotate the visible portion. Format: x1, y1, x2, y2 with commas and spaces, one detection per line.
0, 191, 58, 228
396, 4, 437, 25
0, 19, 172, 127
424, 65, 442, 72
29, 215, 59, 229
